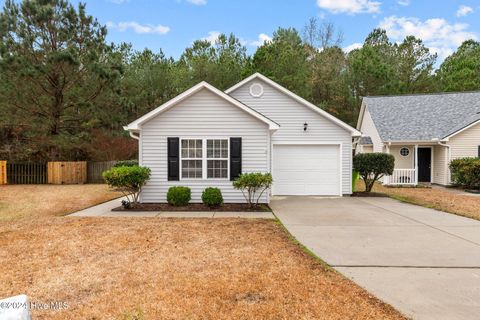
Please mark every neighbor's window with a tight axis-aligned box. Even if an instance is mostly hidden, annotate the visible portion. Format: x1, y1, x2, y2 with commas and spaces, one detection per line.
207, 139, 228, 179
400, 147, 410, 157
181, 139, 203, 179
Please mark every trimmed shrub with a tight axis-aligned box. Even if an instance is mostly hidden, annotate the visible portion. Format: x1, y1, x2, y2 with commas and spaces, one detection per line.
113, 160, 139, 167
202, 187, 223, 207
103, 165, 151, 206
167, 186, 191, 206
232, 172, 272, 208
353, 153, 395, 192
449, 157, 480, 189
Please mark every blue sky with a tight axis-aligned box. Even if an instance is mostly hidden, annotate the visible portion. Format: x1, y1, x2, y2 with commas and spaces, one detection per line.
5, 0, 480, 62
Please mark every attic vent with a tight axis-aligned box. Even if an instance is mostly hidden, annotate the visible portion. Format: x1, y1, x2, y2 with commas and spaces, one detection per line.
249, 83, 264, 98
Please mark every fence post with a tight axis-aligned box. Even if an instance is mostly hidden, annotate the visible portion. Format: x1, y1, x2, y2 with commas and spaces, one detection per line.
0, 161, 6, 185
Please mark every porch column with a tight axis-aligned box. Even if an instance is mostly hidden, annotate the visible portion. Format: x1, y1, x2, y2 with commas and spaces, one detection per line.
384, 144, 390, 184
414, 144, 418, 185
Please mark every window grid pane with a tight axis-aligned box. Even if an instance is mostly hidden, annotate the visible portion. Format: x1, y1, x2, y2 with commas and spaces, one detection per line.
181, 139, 203, 179
207, 160, 228, 178
207, 139, 228, 159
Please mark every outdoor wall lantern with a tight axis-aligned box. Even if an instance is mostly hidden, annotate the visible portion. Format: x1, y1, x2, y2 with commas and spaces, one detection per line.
304, 122, 308, 131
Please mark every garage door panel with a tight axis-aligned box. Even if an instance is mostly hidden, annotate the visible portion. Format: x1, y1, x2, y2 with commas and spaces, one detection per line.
273, 145, 340, 196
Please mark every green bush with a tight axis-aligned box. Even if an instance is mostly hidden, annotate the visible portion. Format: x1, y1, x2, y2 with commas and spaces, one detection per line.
113, 160, 139, 167
102, 165, 151, 206
201, 187, 223, 207
353, 153, 395, 192
449, 157, 480, 189
167, 186, 191, 206
232, 172, 272, 208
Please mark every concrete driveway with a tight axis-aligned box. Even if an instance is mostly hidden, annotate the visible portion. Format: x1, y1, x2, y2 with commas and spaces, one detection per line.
271, 196, 480, 320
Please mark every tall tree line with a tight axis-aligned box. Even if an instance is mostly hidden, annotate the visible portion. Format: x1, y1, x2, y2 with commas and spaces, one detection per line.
1, 1, 479, 161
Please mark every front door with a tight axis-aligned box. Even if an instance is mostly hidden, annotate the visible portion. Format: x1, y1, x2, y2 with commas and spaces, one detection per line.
417, 148, 431, 182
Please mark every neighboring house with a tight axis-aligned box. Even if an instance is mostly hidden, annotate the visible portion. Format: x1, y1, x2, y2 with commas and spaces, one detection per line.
357, 92, 480, 186
124, 73, 361, 203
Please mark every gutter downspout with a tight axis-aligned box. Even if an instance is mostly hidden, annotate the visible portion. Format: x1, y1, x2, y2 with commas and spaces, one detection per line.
129, 131, 140, 140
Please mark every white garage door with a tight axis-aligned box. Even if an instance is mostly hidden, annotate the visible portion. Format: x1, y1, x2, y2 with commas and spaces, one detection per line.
273, 144, 340, 195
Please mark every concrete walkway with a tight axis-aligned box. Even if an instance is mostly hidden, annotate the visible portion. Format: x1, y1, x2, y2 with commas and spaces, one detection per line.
69, 197, 274, 218
271, 196, 480, 320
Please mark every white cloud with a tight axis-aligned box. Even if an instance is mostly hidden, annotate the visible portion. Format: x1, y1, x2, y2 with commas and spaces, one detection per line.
316, 0, 381, 15
397, 0, 410, 6
379, 15, 477, 59
456, 5, 473, 17
108, 0, 129, 4
250, 33, 272, 46
201, 31, 221, 44
344, 42, 363, 52
187, 0, 207, 5
107, 21, 170, 35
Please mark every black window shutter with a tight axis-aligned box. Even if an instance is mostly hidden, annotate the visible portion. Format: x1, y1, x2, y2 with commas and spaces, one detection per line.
167, 137, 179, 181
478, 145, 480, 157
230, 137, 242, 181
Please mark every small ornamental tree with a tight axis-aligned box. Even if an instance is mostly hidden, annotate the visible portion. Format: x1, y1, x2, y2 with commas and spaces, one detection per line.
103, 165, 151, 206
353, 153, 395, 192
232, 172, 273, 208
449, 157, 480, 189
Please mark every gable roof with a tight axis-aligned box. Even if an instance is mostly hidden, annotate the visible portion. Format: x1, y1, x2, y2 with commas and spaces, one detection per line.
225, 73, 361, 136
361, 91, 480, 142
124, 81, 280, 131
358, 136, 373, 145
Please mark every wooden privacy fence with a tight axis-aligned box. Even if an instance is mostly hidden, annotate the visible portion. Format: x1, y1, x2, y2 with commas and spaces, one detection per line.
87, 161, 117, 183
48, 161, 87, 184
6, 162, 48, 184
0, 161, 6, 185
1, 160, 121, 184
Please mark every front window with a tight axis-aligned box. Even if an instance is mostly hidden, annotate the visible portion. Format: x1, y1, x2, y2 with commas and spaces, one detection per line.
207, 139, 228, 178
180, 138, 229, 179
181, 139, 203, 179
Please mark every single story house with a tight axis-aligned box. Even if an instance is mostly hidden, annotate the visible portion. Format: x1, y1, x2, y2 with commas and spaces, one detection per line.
124, 73, 361, 203
356, 92, 480, 186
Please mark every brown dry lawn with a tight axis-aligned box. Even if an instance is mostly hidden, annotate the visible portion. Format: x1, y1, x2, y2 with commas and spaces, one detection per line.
356, 180, 480, 221
0, 184, 121, 221
0, 185, 405, 319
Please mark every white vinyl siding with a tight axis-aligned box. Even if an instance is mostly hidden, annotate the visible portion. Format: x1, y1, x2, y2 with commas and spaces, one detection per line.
433, 145, 448, 185
358, 107, 384, 153
390, 145, 414, 169
229, 79, 353, 195
448, 122, 480, 160
140, 88, 270, 203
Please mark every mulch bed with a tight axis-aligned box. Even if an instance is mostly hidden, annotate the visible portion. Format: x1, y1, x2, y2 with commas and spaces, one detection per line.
351, 192, 389, 197
112, 203, 272, 212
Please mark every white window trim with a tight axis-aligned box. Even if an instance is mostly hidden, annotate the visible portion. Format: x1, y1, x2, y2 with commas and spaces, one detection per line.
179, 137, 230, 181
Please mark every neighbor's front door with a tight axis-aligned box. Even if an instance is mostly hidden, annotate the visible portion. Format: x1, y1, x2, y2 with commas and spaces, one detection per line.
417, 147, 431, 182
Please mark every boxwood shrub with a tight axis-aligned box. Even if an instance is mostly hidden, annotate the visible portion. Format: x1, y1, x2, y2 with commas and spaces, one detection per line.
449, 157, 480, 189
167, 186, 191, 206
201, 187, 223, 207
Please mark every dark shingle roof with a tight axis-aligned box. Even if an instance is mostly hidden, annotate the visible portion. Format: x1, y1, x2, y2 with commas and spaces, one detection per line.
358, 136, 373, 145
364, 92, 480, 141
